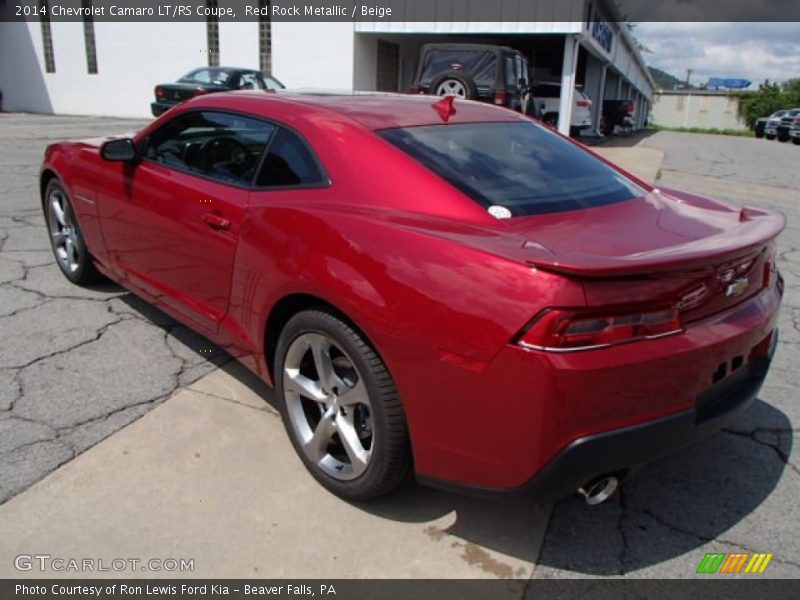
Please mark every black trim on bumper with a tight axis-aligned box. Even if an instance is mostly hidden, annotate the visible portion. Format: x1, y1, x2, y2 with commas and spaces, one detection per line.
418, 330, 777, 501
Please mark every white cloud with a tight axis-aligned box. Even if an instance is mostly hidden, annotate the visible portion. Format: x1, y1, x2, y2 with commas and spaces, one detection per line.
635, 22, 800, 87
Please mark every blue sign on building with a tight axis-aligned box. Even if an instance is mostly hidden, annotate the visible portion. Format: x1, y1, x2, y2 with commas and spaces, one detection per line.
590, 9, 615, 54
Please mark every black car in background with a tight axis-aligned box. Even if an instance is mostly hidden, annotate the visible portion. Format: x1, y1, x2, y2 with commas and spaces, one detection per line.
755, 110, 787, 138
409, 43, 537, 116
151, 67, 284, 117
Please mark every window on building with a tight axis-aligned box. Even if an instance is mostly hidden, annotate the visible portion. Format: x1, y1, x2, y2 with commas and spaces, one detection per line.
82, 0, 98, 74
259, 0, 272, 72
205, 0, 220, 67
39, 0, 55, 73
376, 40, 399, 92
256, 128, 326, 188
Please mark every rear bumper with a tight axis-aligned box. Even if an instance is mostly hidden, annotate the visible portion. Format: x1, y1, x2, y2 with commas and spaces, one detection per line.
414, 281, 783, 496
516, 332, 775, 499
420, 330, 776, 500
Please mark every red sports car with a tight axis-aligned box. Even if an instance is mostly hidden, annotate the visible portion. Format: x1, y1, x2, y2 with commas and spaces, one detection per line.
40, 92, 784, 504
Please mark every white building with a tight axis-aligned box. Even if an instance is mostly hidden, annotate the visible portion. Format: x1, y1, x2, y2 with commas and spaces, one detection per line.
0, 0, 654, 136
651, 90, 748, 131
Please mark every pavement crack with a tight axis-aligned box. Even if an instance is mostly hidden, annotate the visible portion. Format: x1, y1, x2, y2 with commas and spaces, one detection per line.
639, 508, 800, 570
721, 428, 800, 477
188, 387, 277, 415
9, 312, 124, 371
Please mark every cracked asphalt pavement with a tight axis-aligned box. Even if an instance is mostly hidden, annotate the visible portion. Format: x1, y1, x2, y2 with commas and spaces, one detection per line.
0, 113, 232, 505
0, 117, 798, 580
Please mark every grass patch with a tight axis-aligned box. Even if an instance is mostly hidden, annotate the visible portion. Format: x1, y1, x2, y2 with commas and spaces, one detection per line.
648, 125, 754, 137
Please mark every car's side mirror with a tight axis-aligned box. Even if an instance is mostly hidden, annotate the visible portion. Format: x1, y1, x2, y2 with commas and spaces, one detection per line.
101, 138, 137, 162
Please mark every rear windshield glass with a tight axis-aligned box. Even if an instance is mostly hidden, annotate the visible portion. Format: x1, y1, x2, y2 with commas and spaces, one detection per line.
419, 50, 497, 85
378, 122, 646, 216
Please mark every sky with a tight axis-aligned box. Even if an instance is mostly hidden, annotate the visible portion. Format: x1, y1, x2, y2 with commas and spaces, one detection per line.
635, 22, 800, 88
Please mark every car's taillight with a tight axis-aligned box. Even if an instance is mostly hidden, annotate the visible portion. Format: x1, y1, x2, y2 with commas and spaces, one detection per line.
155, 86, 165, 99
794, 116, 800, 124
763, 243, 778, 288
576, 99, 591, 108
409, 84, 421, 94
517, 306, 683, 351
494, 90, 507, 105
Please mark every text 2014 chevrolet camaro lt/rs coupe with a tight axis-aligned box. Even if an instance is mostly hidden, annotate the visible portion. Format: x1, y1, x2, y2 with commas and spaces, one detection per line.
40, 93, 784, 504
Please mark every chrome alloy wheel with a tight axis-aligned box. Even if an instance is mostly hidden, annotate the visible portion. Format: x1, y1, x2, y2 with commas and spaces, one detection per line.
282, 333, 374, 480
47, 188, 81, 274
436, 79, 467, 98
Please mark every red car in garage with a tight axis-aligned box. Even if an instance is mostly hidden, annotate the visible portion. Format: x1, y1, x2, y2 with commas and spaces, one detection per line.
40, 92, 784, 504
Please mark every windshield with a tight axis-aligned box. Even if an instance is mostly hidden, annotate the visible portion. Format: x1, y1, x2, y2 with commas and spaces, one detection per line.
378, 122, 646, 216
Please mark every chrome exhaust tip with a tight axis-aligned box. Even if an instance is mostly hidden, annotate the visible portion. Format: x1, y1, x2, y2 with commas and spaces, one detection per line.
577, 476, 619, 505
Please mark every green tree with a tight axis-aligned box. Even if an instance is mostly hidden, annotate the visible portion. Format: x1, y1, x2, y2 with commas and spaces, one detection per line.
737, 80, 800, 128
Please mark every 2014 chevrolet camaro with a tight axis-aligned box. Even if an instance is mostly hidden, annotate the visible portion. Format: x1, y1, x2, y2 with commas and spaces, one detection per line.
40, 92, 784, 503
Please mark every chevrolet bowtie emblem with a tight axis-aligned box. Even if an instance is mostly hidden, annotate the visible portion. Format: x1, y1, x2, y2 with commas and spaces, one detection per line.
725, 277, 749, 297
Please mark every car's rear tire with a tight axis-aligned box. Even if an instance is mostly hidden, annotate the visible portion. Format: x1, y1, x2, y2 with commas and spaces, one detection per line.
766, 134, 776, 140
778, 133, 790, 142
43, 178, 102, 285
274, 309, 412, 500
755, 130, 765, 139
430, 72, 477, 100
793, 138, 800, 146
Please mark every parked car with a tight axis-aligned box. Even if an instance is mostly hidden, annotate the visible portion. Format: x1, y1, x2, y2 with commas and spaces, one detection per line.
776, 108, 800, 142
601, 99, 636, 136
409, 43, 536, 116
532, 82, 593, 135
765, 108, 796, 140
790, 120, 800, 145
755, 110, 787, 138
41, 93, 784, 504
151, 66, 284, 117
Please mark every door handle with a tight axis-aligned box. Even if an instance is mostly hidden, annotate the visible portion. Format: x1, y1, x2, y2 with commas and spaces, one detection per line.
201, 213, 231, 231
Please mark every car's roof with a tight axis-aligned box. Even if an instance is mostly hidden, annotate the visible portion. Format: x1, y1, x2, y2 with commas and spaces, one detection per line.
199, 92, 525, 130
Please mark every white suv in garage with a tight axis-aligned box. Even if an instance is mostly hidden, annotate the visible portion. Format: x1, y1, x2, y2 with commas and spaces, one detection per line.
532, 81, 593, 135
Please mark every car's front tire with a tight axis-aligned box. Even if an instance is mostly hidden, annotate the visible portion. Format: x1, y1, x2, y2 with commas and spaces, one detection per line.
274, 309, 412, 500
792, 138, 800, 146
766, 134, 776, 140
43, 178, 102, 285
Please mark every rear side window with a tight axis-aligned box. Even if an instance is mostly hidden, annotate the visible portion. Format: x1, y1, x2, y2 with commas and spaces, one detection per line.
256, 128, 325, 188
504, 56, 516, 89
378, 122, 646, 216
